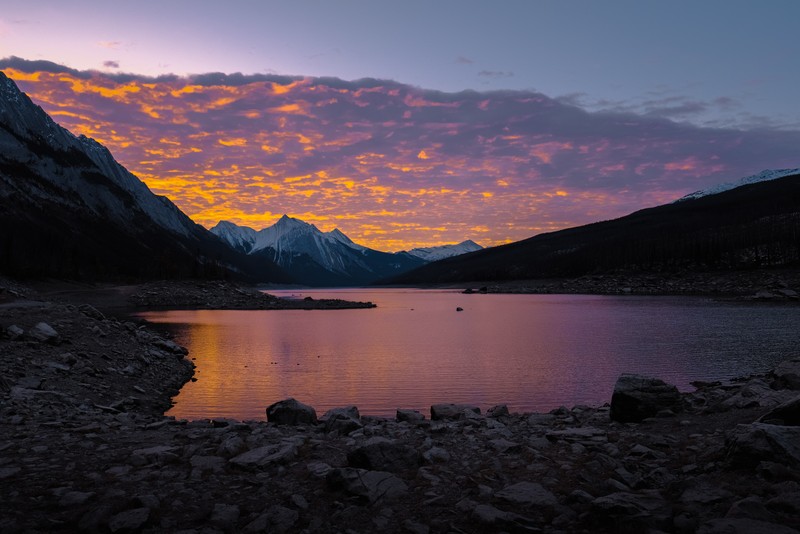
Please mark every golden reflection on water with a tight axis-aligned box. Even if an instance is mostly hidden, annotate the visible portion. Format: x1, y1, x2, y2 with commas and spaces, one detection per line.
138, 290, 799, 420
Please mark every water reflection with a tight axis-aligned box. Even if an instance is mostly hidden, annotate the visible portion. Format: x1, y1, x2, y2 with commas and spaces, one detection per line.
137, 290, 799, 420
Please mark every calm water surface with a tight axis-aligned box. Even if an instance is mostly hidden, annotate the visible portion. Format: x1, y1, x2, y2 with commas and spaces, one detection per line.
136, 289, 799, 419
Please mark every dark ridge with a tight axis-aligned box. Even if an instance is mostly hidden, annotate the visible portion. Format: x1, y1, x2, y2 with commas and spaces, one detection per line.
381, 173, 800, 285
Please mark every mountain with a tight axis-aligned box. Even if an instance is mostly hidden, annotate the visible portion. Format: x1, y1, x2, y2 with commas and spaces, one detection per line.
677, 168, 800, 202
211, 217, 426, 286
0, 71, 291, 282
404, 240, 483, 262
383, 170, 800, 285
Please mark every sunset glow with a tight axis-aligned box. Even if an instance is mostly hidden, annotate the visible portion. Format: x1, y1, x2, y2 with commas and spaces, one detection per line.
3, 60, 799, 250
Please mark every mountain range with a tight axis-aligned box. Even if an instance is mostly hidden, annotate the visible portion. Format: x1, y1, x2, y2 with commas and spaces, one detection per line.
210, 217, 481, 286
384, 169, 800, 285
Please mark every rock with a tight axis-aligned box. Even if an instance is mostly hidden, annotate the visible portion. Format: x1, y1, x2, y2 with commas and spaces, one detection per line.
396, 409, 425, 423
190, 455, 226, 473
29, 322, 59, 344
307, 461, 333, 478
546, 427, 606, 442
265, 398, 318, 425
727, 423, 800, 467
422, 446, 450, 463
6, 324, 23, 340
242, 505, 299, 533
489, 438, 521, 452
758, 395, 800, 425
487, 404, 510, 417
321, 405, 362, 434
726, 496, 775, 521
229, 441, 298, 469
590, 490, 669, 522
347, 437, 423, 473
327, 467, 408, 504
78, 304, 105, 320
217, 435, 247, 458
59, 491, 95, 506
211, 503, 240, 531
153, 338, 188, 355
495, 481, 558, 509
430, 403, 481, 420
290, 494, 308, 510
773, 359, 800, 389
471, 504, 539, 532
108, 507, 150, 533
698, 518, 800, 534
766, 491, 800, 516
610, 374, 681, 423
403, 519, 430, 534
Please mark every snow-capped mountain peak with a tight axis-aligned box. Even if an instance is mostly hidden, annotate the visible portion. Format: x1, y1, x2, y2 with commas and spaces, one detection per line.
211, 217, 481, 284
326, 228, 367, 251
404, 240, 483, 262
677, 169, 800, 202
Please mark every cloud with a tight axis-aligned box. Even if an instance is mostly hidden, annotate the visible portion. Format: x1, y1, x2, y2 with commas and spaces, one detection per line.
478, 70, 514, 79
2, 56, 799, 250
97, 41, 123, 49
455, 56, 474, 65
103, 60, 120, 69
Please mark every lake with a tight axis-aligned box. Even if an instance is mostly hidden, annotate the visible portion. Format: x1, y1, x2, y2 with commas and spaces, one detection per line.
136, 289, 799, 420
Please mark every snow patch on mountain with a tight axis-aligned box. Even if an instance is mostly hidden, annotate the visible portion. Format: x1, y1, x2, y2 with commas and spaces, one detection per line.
404, 240, 483, 262
677, 169, 800, 202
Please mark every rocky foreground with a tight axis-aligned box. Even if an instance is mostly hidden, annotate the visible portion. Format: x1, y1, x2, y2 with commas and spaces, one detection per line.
2, 291, 800, 532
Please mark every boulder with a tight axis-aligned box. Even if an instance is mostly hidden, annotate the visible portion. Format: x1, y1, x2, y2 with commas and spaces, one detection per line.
495, 481, 558, 509
610, 374, 681, 423
6, 325, 23, 340
727, 422, 800, 467
266, 398, 318, 425
487, 404, 510, 418
773, 358, 800, 390
108, 508, 150, 533
320, 405, 362, 434
758, 395, 800, 425
326, 467, 408, 504
396, 409, 425, 423
229, 441, 298, 469
430, 403, 481, 420
347, 437, 423, 473
29, 322, 59, 344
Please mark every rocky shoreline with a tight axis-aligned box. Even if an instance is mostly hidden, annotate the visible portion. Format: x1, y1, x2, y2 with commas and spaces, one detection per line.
2, 281, 800, 532
460, 269, 800, 301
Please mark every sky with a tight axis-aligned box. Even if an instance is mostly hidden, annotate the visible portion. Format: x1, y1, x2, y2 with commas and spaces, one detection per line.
1, 1, 799, 250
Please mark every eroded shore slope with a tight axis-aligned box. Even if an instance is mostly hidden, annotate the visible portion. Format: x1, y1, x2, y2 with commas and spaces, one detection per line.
2, 280, 800, 533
